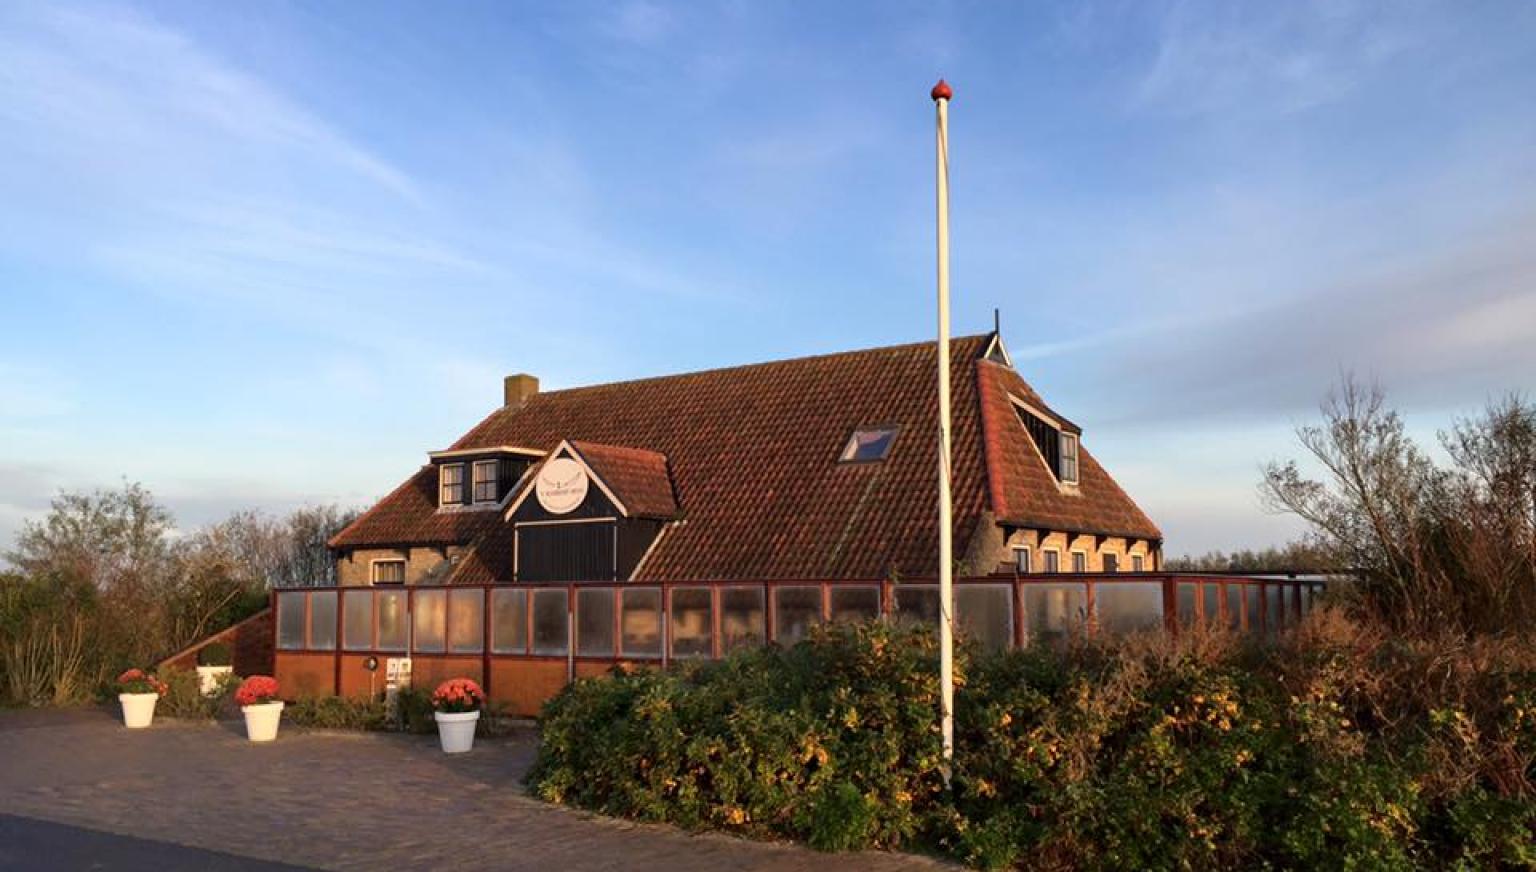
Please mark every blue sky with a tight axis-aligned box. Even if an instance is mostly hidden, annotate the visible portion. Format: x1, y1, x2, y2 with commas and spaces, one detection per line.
2, 0, 1534, 556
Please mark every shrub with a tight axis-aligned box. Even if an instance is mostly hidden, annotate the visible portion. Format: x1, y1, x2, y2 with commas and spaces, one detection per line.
156, 667, 237, 719
529, 615, 1536, 868
197, 642, 232, 667
284, 695, 390, 731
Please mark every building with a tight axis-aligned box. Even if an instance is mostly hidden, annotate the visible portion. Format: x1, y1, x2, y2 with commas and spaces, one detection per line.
326, 331, 1162, 586
256, 332, 1318, 713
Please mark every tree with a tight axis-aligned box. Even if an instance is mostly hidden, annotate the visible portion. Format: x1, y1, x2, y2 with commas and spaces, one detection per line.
1262, 377, 1536, 634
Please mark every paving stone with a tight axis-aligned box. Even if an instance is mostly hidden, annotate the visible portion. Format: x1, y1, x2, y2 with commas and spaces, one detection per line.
0, 707, 949, 871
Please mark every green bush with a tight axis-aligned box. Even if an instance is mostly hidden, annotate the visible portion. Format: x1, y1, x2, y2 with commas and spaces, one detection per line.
528, 616, 1536, 869
157, 667, 236, 719
197, 642, 232, 667
283, 695, 391, 731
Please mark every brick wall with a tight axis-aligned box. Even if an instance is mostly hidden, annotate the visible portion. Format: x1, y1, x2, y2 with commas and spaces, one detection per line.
335, 546, 464, 586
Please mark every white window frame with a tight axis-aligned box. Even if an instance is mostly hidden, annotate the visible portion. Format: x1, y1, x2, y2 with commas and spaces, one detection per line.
471, 459, 499, 504
439, 463, 465, 506
1071, 550, 1088, 574
1014, 547, 1031, 573
1059, 433, 1080, 485
370, 558, 407, 585
1132, 554, 1145, 572
1042, 549, 1061, 573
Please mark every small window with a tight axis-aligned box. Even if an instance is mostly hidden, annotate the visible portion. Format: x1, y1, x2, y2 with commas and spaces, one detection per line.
440, 463, 464, 505
1103, 553, 1119, 574
1059, 433, 1079, 485
839, 427, 897, 463
472, 460, 498, 503
1132, 554, 1145, 572
371, 559, 406, 585
1042, 550, 1060, 573
1071, 551, 1088, 573
1014, 547, 1031, 573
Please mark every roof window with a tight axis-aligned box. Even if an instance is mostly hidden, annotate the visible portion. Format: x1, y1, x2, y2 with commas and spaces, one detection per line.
839, 428, 897, 463
1016, 405, 1079, 485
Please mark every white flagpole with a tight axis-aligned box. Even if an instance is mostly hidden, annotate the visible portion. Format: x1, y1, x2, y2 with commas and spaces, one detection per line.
932, 78, 955, 782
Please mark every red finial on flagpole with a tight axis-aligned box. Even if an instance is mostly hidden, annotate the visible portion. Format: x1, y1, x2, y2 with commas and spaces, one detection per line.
931, 78, 953, 101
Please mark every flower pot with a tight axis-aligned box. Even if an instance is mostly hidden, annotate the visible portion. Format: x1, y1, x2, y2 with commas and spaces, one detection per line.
242, 701, 284, 742
119, 692, 158, 729
434, 710, 480, 754
195, 665, 234, 696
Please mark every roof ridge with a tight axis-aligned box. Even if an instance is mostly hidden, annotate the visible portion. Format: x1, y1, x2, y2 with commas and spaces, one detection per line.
530, 333, 993, 399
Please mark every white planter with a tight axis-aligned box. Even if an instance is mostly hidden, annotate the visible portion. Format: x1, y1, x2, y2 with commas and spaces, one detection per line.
242, 701, 285, 742
119, 692, 158, 729
434, 710, 480, 754
195, 665, 234, 696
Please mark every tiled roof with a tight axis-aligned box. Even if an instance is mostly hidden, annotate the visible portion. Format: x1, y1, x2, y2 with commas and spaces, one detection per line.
976, 360, 1160, 540
330, 333, 1159, 579
568, 441, 680, 520
329, 465, 505, 547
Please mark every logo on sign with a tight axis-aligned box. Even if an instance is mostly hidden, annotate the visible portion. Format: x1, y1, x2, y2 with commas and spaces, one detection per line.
536, 456, 589, 514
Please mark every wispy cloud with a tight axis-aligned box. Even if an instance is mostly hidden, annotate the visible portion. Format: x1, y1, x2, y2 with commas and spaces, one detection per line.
1131, 0, 1425, 117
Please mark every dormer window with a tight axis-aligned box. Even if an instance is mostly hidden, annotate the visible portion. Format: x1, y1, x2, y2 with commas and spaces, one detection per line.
472, 460, 499, 503
1060, 433, 1079, 485
839, 427, 897, 463
1016, 403, 1080, 485
440, 463, 465, 505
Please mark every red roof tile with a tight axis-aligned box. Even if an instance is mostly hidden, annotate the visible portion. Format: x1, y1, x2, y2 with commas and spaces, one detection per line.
976, 360, 1160, 541
330, 334, 1160, 579
567, 441, 679, 520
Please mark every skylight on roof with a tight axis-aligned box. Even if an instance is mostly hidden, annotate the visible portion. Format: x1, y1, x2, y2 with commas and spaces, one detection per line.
839, 428, 897, 463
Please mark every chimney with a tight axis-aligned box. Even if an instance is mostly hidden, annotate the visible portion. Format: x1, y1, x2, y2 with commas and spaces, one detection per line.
504, 373, 539, 407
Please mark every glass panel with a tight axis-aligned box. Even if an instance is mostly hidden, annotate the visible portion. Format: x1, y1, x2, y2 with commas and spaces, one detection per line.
532, 589, 569, 655
1094, 582, 1163, 635
1265, 585, 1285, 633
412, 589, 446, 653
1103, 553, 1119, 573
1176, 583, 1198, 627
830, 586, 881, 623
773, 586, 822, 645
1245, 585, 1263, 633
1072, 552, 1087, 573
577, 587, 615, 657
308, 591, 337, 650
343, 591, 373, 651
721, 587, 765, 653
840, 428, 897, 462
1042, 551, 1060, 573
448, 589, 484, 653
894, 585, 940, 625
956, 585, 1013, 652
491, 589, 528, 654
376, 590, 408, 651
1202, 584, 1222, 628
669, 587, 712, 658
277, 592, 306, 650
1024, 583, 1087, 644
1227, 585, 1245, 631
1299, 584, 1313, 616
621, 587, 663, 659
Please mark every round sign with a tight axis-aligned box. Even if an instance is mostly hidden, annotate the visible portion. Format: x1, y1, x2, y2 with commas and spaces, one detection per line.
535, 456, 589, 515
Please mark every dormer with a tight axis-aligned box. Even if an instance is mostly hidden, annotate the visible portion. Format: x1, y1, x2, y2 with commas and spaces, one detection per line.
428, 445, 545, 510
1012, 398, 1080, 487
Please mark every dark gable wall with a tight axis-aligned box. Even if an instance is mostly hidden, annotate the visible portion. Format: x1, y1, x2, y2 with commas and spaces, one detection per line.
510, 466, 665, 582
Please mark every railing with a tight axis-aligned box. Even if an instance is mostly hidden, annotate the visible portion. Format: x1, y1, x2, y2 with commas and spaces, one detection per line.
271, 574, 1327, 663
